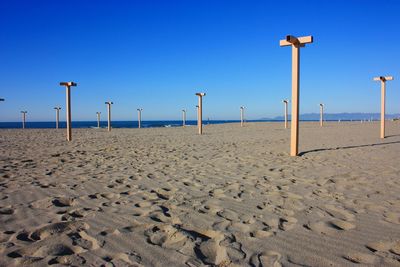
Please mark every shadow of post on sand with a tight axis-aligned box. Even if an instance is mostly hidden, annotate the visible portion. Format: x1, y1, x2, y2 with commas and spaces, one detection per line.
299, 139, 400, 156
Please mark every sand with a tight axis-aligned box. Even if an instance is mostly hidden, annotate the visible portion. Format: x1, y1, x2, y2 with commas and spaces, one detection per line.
0, 121, 400, 266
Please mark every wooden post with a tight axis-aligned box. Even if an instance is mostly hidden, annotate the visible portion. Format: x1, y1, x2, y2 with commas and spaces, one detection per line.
240, 106, 245, 127
280, 35, 313, 156
54, 107, 61, 129
319, 103, 324, 127
137, 108, 143, 128
59, 82, 77, 141
182, 109, 186, 127
105, 102, 113, 131
283, 100, 289, 129
21, 111, 27, 129
96, 112, 101, 128
195, 93, 205, 135
374, 76, 393, 139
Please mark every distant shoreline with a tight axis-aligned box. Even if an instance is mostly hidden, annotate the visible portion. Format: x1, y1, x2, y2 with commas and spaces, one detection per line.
0, 119, 386, 129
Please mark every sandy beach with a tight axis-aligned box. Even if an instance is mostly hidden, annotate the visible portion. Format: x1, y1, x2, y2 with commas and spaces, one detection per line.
0, 122, 400, 266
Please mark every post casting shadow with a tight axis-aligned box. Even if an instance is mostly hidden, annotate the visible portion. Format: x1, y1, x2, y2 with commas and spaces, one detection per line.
299, 140, 400, 156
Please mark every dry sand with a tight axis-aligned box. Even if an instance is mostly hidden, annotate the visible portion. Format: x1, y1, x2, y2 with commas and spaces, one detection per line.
0, 121, 400, 266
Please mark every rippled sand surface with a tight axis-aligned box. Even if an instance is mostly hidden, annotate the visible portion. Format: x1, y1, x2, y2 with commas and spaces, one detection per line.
1, 121, 400, 266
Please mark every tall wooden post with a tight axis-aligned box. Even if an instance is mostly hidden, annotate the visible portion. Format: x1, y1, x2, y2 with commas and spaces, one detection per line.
137, 108, 143, 128
280, 35, 313, 156
59, 82, 77, 141
195, 93, 205, 135
96, 112, 101, 128
182, 109, 186, 127
21, 111, 27, 129
283, 100, 288, 129
105, 102, 113, 131
240, 106, 245, 127
319, 103, 324, 127
54, 107, 61, 129
373, 76, 393, 139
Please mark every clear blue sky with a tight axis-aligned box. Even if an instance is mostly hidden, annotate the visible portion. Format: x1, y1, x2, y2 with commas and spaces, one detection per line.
0, 0, 399, 121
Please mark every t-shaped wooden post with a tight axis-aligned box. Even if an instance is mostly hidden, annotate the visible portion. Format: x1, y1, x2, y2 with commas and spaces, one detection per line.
21, 111, 27, 129
54, 107, 61, 129
105, 102, 113, 131
373, 76, 394, 138
319, 103, 324, 127
59, 82, 77, 141
137, 108, 143, 128
283, 100, 289, 129
195, 93, 205, 135
280, 35, 313, 156
96, 112, 101, 128
240, 106, 245, 127
182, 109, 186, 127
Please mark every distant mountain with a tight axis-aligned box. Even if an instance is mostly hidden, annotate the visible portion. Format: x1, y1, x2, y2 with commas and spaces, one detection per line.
261, 113, 400, 121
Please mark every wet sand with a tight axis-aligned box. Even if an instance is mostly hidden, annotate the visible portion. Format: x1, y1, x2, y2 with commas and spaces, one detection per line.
1, 121, 400, 266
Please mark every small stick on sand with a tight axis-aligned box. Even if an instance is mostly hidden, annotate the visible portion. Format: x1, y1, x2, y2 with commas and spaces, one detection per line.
105, 101, 113, 132
59, 82, 77, 141
373, 76, 394, 139
280, 35, 313, 156
195, 93, 206, 135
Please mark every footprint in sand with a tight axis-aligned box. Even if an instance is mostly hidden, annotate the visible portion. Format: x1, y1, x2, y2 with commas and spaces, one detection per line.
148, 205, 182, 224
343, 252, 377, 264
383, 212, 400, 224
69, 231, 100, 250
366, 239, 400, 257
366, 240, 392, 252
151, 187, 176, 200
48, 254, 87, 265
0, 231, 15, 243
100, 192, 120, 200
0, 206, 14, 215
324, 204, 355, 221
227, 222, 251, 233
19, 221, 89, 241
220, 238, 246, 263
278, 217, 297, 231
305, 219, 355, 236
145, 224, 188, 250
101, 252, 137, 266
198, 239, 230, 266
52, 196, 76, 207
390, 241, 400, 255
250, 250, 282, 267
199, 204, 223, 214
217, 209, 240, 222
7, 242, 85, 264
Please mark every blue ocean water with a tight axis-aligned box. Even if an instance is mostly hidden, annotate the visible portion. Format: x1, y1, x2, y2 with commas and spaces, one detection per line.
0, 120, 273, 129
0, 119, 360, 129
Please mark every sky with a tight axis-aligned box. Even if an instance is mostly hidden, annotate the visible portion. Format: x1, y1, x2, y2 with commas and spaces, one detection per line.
0, 0, 399, 121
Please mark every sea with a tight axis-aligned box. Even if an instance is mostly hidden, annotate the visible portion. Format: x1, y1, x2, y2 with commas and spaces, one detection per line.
0, 120, 271, 129
0, 119, 367, 129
